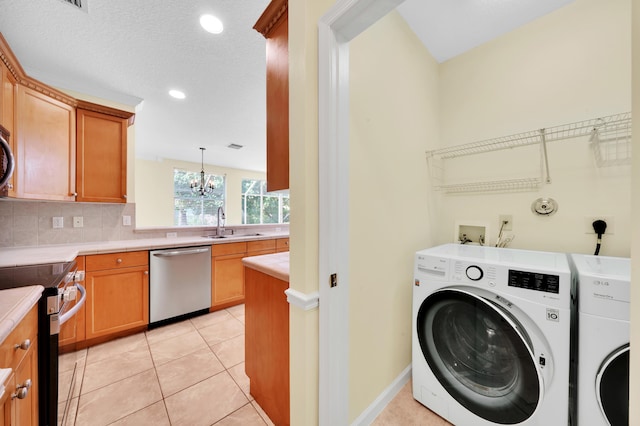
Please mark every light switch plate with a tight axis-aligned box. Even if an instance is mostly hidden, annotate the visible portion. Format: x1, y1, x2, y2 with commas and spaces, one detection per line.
123, 215, 132, 226
52, 217, 64, 229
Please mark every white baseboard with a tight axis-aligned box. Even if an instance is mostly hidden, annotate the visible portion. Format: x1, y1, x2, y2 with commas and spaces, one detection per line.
351, 364, 412, 426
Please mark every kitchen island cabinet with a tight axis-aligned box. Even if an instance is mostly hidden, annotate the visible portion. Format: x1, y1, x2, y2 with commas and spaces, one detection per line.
84, 251, 149, 343
15, 85, 76, 201
254, 0, 289, 192
76, 107, 129, 203
0, 304, 39, 426
243, 252, 289, 426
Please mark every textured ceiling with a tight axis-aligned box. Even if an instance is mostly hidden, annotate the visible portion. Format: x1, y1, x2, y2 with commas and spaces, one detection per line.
0, 0, 573, 172
0, 0, 271, 171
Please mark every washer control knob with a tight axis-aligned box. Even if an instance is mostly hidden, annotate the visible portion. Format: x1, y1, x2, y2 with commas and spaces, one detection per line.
466, 265, 484, 281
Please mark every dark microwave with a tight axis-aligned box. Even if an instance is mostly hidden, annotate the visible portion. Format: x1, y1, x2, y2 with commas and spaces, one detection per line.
0, 124, 14, 197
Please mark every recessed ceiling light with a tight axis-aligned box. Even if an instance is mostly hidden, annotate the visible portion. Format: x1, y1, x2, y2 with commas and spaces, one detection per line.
169, 89, 186, 99
200, 14, 223, 34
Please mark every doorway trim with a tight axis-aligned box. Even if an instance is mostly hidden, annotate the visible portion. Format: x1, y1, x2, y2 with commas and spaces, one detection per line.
317, 0, 405, 424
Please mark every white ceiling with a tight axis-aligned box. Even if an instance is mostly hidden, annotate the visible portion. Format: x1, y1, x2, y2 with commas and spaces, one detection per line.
0, 0, 573, 172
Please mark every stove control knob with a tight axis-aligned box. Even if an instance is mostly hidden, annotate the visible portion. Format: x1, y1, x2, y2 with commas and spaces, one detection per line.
466, 265, 484, 281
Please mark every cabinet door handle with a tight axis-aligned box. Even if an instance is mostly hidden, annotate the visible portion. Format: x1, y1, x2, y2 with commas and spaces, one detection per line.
14, 339, 31, 351
12, 379, 31, 400
12, 387, 28, 400
116, 258, 123, 264
17, 379, 32, 390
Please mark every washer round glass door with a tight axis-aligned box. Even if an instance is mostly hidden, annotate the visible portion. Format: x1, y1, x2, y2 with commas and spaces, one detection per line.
417, 288, 541, 424
597, 345, 629, 426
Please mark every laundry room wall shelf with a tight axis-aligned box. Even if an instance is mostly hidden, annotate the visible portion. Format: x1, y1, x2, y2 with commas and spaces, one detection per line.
426, 112, 631, 194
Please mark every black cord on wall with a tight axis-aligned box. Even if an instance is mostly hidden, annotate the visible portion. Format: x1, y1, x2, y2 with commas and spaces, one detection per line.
592, 220, 607, 255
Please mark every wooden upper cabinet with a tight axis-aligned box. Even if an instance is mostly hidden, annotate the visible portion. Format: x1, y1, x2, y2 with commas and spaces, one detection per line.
15, 85, 76, 201
76, 108, 128, 203
254, 0, 289, 192
0, 33, 134, 203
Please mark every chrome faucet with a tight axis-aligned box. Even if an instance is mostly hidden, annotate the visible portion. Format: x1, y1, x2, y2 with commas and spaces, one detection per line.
216, 207, 225, 236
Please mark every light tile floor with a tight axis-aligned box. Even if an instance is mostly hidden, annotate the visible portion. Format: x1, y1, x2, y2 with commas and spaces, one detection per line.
57, 303, 448, 426
58, 304, 273, 426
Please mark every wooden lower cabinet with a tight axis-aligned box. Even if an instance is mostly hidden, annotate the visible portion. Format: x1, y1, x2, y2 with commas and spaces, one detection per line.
85, 251, 149, 340
211, 240, 278, 311
245, 267, 289, 425
211, 243, 247, 310
0, 304, 39, 426
276, 238, 289, 252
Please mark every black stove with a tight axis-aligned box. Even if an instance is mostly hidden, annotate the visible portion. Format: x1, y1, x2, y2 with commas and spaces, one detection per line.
0, 261, 76, 290
0, 260, 79, 426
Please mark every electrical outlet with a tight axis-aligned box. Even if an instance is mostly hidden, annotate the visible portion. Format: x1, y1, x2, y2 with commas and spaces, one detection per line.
122, 215, 132, 226
166, 232, 178, 238
499, 215, 513, 231
584, 216, 615, 234
52, 217, 64, 229
73, 216, 83, 228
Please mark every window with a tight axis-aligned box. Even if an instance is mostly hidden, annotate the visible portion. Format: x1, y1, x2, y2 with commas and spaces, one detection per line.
241, 179, 289, 224
174, 169, 225, 226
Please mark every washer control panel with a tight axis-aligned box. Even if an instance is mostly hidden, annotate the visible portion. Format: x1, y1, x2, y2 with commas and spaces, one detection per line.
508, 269, 560, 294
465, 265, 483, 281
452, 261, 497, 286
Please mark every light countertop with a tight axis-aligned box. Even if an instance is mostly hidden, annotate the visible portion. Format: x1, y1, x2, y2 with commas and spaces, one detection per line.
242, 252, 289, 282
0, 232, 289, 268
0, 286, 43, 345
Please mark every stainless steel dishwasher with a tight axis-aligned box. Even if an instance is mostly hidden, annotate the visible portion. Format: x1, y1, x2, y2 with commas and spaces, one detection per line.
149, 246, 212, 325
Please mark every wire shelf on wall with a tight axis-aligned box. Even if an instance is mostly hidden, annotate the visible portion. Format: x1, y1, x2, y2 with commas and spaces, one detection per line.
438, 178, 544, 194
426, 112, 631, 194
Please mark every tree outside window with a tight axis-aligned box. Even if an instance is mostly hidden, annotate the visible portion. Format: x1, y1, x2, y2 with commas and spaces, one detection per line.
242, 179, 289, 224
174, 169, 225, 226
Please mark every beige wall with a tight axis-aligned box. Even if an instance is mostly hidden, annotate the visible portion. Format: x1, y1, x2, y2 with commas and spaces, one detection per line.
437, 0, 631, 256
134, 158, 266, 227
288, 0, 331, 423
348, 10, 438, 421
630, 0, 639, 423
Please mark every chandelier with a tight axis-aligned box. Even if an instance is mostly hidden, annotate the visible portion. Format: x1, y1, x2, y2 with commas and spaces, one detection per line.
191, 147, 215, 196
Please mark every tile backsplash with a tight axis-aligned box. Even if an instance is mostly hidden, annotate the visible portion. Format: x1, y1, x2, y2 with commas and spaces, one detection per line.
0, 199, 136, 248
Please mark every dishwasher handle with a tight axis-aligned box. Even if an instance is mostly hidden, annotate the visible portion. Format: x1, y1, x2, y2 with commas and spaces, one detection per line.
153, 248, 210, 257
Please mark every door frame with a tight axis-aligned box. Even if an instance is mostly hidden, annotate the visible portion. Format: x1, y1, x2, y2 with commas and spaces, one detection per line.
317, 0, 405, 424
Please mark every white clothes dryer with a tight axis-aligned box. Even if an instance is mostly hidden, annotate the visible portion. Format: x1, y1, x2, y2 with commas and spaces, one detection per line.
570, 254, 629, 426
412, 244, 572, 425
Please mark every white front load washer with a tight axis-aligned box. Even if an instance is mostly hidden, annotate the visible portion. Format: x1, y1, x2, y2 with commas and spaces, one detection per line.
412, 244, 572, 425
570, 254, 630, 426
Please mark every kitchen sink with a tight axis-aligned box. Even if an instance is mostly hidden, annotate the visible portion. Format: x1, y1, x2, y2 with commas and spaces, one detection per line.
203, 233, 264, 239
